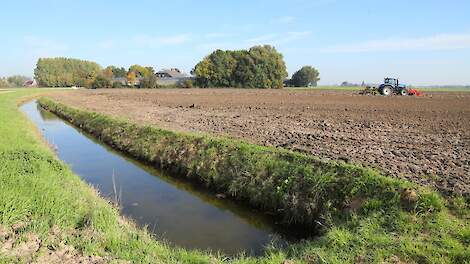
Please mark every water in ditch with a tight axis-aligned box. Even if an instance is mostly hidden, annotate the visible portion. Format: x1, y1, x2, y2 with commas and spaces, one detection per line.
21, 100, 298, 256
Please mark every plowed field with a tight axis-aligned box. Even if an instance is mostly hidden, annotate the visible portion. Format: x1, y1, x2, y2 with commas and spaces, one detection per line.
47, 89, 470, 197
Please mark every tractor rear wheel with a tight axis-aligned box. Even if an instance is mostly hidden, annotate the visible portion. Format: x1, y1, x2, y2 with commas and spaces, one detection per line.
381, 86, 392, 96
400, 89, 408, 96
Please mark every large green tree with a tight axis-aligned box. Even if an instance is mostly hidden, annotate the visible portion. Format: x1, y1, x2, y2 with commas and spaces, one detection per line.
34, 58, 102, 88
290, 66, 320, 87
192, 49, 237, 87
192, 45, 287, 88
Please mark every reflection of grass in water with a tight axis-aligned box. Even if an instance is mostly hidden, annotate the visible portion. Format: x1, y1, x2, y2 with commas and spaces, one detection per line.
37, 103, 58, 120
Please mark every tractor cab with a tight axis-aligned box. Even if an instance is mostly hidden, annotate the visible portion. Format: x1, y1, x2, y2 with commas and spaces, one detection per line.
384, 78, 399, 87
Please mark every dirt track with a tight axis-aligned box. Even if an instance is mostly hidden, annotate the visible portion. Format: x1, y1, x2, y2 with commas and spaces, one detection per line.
47, 89, 470, 197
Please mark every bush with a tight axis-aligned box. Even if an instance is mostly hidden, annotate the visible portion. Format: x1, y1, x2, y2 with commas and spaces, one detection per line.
92, 75, 112, 89
112, 81, 125, 88
178, 79, 194, 88
139, 75, 159, 89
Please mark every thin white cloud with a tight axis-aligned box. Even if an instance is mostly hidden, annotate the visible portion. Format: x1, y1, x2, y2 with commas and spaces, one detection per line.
281, 31, 312, 42
323, 33, 470, 53
252, 31, 312, 45
244, 31, 312, 46
246, 34, 277, 44
205, 33, 234, 38
276, 16, 296, 24
97, 40, 116, 49
198, 42, 240, 51
133, 34, 191, 46
159, 34, 191, 45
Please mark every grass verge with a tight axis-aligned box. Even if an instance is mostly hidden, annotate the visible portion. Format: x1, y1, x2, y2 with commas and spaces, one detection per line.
0, 90, 468, 263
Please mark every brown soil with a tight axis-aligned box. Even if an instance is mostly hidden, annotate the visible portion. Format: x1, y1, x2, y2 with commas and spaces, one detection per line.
46, 89, 470, 197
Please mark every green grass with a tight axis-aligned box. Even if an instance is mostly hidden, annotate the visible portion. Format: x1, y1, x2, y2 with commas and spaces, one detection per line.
1, 89, 468, 263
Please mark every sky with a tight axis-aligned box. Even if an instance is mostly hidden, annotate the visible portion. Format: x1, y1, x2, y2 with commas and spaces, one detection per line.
1, 0, 469, 85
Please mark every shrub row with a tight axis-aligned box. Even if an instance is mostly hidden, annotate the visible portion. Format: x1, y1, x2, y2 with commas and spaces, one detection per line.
38, 98, 436, 228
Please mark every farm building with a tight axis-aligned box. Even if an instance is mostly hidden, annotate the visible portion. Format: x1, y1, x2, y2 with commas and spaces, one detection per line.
23, 80, 37, 87
155, 68, 191, 86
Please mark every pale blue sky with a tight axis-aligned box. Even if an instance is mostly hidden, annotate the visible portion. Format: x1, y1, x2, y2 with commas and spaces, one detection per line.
1, 0, 469, 85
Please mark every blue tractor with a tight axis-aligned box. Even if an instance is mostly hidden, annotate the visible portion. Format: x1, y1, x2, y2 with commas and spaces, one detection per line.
379, 78, 409, 96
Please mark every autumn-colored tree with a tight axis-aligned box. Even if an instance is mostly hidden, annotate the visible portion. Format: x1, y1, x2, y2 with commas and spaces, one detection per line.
102, 67, 115, 79
128, 65, 152, 78
104, 66, 127, 78
127, 71, 137, 86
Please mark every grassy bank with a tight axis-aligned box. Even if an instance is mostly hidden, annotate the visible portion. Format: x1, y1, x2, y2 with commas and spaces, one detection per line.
37, 96, 469, 263
0, 90, 468, 263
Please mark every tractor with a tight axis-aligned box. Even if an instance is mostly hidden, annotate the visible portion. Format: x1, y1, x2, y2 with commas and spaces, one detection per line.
379, 78, 408, 96
360, 78, 423, 96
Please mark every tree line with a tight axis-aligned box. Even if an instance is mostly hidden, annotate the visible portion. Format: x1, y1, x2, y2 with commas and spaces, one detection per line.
34, 58, 163, 89
34, 45, 320, 89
